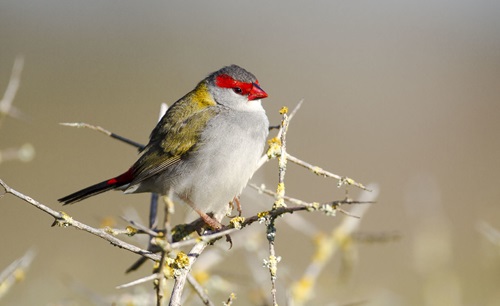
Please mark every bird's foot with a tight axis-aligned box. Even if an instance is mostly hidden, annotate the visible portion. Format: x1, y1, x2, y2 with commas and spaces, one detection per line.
194, 208, 222, 230
228, 196, 243, 218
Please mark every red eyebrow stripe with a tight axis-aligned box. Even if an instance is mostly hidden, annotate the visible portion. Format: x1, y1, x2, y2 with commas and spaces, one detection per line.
215, 74, 253, 95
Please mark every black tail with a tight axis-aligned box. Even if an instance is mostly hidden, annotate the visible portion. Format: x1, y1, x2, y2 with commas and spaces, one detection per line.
58, 180, 118, 205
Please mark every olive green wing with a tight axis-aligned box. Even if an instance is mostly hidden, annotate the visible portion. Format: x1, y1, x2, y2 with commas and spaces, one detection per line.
129, 103, 218, 186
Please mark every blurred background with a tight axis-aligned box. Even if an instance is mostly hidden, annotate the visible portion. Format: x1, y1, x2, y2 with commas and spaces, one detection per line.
1, 0, 500, 305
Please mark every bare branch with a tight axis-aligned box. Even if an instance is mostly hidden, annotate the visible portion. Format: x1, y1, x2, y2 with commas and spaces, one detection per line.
249, 183, 372, 218
116, 273, 158, 289
122, 216, 160, 237
265, 106, 291, 306
169, 241, 209, 306
286, 153, 369, 191
60, 122, 145, 150
287, 98, 303, 120
0, 179, 159, 262
59, 103, 168, 152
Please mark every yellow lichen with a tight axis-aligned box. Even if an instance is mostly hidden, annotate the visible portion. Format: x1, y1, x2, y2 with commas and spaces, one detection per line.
273, 182, 287, 209
257, 211, 269, 218
266, 137, 282, 158
264, 255, 281, 277
174, 252, 190, 269
279, 106, 289, 115
103, 226, 115, 235
155, 256, 176, 279
229, 216, 245, 229
53, 211, 73, 227
276, 182, 285, 195
125, 226, 138, 236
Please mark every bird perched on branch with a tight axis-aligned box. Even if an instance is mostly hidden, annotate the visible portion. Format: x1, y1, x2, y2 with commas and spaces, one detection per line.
59, 65, 269, 229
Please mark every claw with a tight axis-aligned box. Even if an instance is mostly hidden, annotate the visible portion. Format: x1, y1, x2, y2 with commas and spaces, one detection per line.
225, 234, 233, 249
233, 196, 242, 217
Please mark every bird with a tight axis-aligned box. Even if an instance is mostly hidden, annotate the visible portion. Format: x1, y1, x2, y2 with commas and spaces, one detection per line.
58, 65, 269, 229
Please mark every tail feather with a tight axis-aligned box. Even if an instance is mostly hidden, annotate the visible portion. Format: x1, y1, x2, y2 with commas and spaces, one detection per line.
59, 170, 134, 205
58, 180, 118, 205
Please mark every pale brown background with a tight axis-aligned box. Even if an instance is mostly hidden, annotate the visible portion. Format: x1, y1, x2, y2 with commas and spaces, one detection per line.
1, 1, 500, 305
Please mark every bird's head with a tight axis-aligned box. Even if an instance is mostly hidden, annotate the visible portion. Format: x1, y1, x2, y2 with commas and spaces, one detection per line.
206, 65, 268, 111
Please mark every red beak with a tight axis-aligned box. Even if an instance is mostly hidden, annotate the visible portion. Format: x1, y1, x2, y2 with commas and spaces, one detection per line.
248, 83, 268, 101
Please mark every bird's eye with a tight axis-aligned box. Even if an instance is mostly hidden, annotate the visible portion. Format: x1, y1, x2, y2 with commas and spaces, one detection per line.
233, 87, 243, 95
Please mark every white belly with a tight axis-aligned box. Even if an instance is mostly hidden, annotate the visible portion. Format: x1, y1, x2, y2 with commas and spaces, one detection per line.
172, 108, 268, 220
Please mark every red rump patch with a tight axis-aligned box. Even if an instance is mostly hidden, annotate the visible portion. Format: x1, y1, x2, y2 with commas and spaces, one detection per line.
107, 169, 134, 186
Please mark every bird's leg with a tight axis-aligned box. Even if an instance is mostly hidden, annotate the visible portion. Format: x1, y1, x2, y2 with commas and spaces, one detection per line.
227, 196, 243, 218
193, 208, 222, 230
192, 208, 232, 248
233, 196, 242, 216
179, 195, 232, 247
178, 194, 222, 230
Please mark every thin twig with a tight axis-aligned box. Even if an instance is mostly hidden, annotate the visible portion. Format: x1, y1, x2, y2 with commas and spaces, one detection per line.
59, 122, 145, 150
60, 103, 168, 152
256, 100, 303, 171
249, 183, 372, 218
286, 154, 369, 191
116, 273, 158, 289
0, 179, 159, 262
287, 98, 303, 121
171, 228, 238, 249
122, 217, 159, 237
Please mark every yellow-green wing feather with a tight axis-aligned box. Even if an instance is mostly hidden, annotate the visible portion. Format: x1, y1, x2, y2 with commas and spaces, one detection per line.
130, 82, 218, 185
